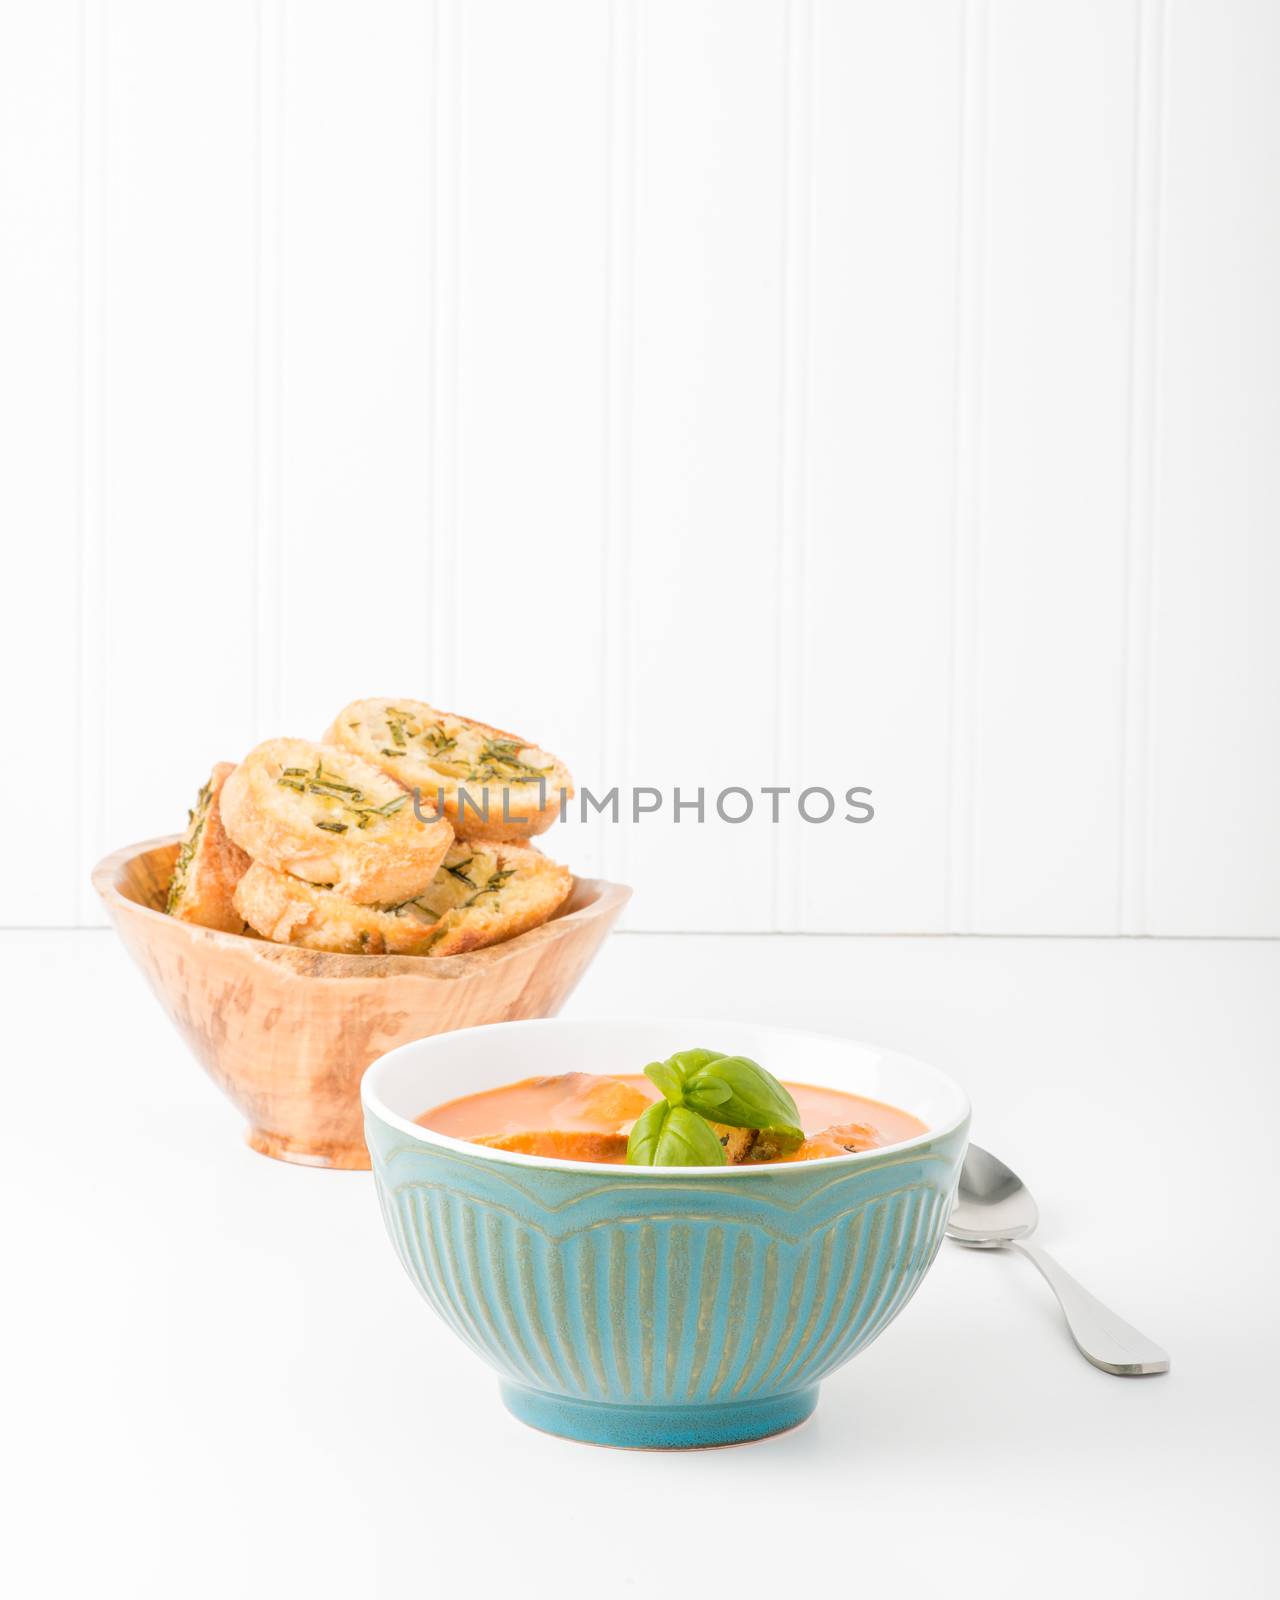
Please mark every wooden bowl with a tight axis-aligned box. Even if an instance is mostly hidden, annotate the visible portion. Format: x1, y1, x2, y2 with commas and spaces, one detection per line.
93, 837, 631, 1170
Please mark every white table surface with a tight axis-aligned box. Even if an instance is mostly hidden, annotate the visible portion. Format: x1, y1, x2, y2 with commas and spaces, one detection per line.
6, 929, 1278, 1599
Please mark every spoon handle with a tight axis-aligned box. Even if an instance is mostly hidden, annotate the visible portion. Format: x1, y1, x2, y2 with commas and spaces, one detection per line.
1010, 1240, 1170, 1376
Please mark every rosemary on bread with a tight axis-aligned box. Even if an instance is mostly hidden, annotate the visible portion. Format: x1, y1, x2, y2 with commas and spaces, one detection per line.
219, 736, 452, 905
324, 697, 572, 843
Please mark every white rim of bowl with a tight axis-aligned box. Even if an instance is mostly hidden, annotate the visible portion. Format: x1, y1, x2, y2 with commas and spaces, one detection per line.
361, 1015, 971, 1179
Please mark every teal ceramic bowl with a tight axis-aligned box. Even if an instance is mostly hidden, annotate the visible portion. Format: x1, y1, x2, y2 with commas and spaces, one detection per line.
362, 1017, 969, 1449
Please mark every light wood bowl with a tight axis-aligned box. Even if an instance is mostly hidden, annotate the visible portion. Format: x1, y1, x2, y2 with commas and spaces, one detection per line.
94, 837, 631, 1170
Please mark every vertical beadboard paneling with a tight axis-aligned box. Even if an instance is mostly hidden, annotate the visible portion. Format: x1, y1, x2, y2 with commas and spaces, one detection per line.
0, 5, 81, 922
1, 2, 1275, 935
966, 0, 1138, 932
275, 0, 435, 737
97, 2, 258, 877
427, 0, 461, 711
252, 0, 285, 742
1118, 0, 1166, 935
945, 0, 989, 935
1145, 0, 1280, 935
77, 0, 107, 923
599, 0, 639, 893
770, 0, 812, 932
795, 0, 964, 933
450, 0, 611, 881
623, 0, 788, 931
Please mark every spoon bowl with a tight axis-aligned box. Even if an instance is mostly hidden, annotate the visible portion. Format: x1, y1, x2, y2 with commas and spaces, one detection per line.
948, 1144, 1039, 1245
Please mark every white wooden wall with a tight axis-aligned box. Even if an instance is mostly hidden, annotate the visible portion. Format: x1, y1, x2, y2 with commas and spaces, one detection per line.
1, 0, 1276, 935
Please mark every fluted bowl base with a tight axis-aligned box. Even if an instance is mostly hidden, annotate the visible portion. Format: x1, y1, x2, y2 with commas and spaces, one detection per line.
244, 1126, 370, 1169
499, 1382, 819, 1450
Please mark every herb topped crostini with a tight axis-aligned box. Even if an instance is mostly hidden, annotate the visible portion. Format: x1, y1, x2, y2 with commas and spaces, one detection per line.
165, 763, 252, 934
325, 697, 572, 842
233, 838, 571, 956
218, 737, 453, 905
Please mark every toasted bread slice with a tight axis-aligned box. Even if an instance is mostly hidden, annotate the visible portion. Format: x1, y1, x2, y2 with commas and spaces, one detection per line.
232, 861, 442, 955
471, 1130, 628, 1161
167, 763, 252, 932
710, 1124, 758, 1163
391, 838, 573, 956
558, 1074, 652, 1129
475, 1126, 753, 1165
776, 1122, 881, 1162
473, 1126, 755, 1166
324, 697, 572, 842
219, 737, 452, 904
234, 838, 572, 957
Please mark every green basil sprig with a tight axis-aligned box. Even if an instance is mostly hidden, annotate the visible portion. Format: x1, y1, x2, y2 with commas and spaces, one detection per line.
677, 1052, 803, 1144
625, 1048, 804, 1166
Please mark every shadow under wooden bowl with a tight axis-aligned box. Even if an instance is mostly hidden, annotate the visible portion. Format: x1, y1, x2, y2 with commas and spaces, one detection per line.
93, 837, 631, 1170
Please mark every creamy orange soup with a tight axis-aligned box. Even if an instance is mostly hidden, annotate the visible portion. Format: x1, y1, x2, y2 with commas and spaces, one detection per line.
417, 1072, 927, 1165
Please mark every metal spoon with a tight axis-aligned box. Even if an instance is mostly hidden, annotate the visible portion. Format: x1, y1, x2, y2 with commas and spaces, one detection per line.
947, 1144, 1170, 1376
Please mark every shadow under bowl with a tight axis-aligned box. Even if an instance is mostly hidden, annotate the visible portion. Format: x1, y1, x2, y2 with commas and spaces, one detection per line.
362, 1016, 970, 1448
94, 837, 630, 1170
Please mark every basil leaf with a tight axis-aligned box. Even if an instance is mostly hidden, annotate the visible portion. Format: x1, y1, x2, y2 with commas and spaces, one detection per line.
626, 1101, 727, 1167
688, 1073, 732, 1107
682, 1054, 803, 1150
625, 1100, 670, 1165
656, 1106, 729, 1166
668, 1047, 727, 1077
643, 1058, 686, 1106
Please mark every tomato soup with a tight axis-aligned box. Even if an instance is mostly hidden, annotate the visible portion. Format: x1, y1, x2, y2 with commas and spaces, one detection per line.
417, 1071, 927, 1165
